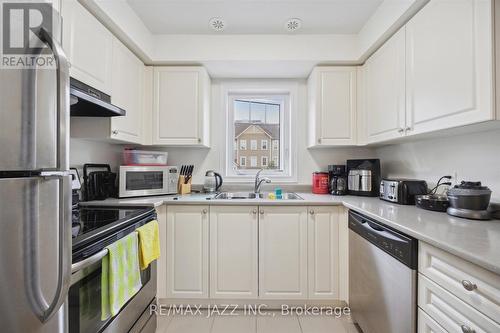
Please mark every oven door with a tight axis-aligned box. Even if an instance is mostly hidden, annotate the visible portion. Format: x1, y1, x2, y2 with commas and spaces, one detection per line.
69, 252, 156, 333
119, 166, 170, 198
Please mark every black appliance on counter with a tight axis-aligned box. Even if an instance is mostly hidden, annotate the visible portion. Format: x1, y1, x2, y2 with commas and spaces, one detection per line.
447, 181, 492, 220
380, 178, 428, 205
347, 159, 381, 197
328, 165, 347, 196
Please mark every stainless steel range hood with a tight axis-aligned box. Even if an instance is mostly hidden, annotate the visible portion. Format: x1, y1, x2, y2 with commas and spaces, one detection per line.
70, 78, 125, 117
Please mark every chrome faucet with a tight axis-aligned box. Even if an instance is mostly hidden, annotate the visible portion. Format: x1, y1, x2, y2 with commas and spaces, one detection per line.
254, 169, 271, 194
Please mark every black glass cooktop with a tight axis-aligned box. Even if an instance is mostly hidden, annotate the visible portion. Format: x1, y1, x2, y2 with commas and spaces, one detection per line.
71, 205, 155, 259
72, 207, 139, 238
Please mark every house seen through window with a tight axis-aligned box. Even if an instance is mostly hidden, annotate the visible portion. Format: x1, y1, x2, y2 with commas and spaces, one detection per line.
232, 98, 281, 171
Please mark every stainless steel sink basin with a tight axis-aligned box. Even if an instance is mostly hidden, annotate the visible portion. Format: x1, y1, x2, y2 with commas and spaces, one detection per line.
213, 192, 303, 200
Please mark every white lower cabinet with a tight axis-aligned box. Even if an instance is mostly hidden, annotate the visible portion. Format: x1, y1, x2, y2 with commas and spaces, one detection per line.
209, 206, 258, 299
418, 308, 447, 333
258, 206, 308, 299
166, 205, 209, 298
307, 206, 340, 299
161, 204, 345, 301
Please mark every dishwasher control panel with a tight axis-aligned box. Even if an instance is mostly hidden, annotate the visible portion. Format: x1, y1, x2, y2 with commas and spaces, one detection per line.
348, 210, 418, 269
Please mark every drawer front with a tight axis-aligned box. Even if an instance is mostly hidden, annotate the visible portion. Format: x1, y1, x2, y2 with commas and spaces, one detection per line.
419, 242, 500, 322
418, 308, 447, 333
418, 274, 500, 333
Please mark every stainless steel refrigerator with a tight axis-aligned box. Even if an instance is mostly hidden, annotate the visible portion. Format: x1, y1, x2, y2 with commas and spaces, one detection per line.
0, 8, 72, 333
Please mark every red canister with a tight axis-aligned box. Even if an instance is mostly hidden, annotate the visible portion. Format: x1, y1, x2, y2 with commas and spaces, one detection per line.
312, 172, 329, 194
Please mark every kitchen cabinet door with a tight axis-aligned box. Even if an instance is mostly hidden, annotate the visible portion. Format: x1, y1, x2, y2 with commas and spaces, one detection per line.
210, 206, 258, 299
166, 205, 209, 298
61, 0, 113, 94
308, 67, 357, 147
153, 67, 210, 146
363, 28, 406, 143
405, 0, 493, 136
110, 38, 144, 144
259, 206, 308, 299
307, 206, 340, 299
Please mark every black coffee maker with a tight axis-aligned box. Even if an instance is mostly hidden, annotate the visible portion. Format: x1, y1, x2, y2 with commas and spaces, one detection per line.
328, 165, 347, 196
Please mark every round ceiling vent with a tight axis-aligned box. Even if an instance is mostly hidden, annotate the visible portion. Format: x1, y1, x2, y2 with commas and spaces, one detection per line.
209, 17, 226, 32
285, 18, 302, 32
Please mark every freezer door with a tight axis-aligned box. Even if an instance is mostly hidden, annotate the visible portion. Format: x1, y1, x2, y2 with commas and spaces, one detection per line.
0, 7, 67, 171
0, 176, 71, 333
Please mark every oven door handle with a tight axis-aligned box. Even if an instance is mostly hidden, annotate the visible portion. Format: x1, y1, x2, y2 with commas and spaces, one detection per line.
72, 249, 108, 274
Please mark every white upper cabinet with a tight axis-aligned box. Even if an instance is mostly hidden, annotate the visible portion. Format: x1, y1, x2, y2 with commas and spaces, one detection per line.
405, 0, 493, 135
61, 0, 113, 94
307, 206, 340, 299
153, 67, 211, 146
259, 206, 308, 299
210, 206, 258, 299
110, 38, 145, 144
362, 28, 406, 143
308, 67, 357, 147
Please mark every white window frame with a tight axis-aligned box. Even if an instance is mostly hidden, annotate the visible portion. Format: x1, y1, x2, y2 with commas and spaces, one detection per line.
250, 139, 258, 150
261, 156, 268, 167
272, 140, 279, 150
240, 156, 246, 167
221, 80, 298, 182
250, 156, 257, 167
261, 139, 268, 150
239, 139, 247, 150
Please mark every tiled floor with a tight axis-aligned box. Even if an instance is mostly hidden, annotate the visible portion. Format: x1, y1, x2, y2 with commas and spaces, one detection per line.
156, 310, 360, 333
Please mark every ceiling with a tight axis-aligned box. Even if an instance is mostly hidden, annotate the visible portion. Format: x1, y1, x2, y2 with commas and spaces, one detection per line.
126, 0, 384, 35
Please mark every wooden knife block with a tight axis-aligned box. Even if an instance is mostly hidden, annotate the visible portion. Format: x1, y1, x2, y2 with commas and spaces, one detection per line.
178, 175, 192, 194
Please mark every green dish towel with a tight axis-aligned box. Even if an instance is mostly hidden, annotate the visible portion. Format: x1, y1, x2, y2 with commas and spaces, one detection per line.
101, 232, 142, 320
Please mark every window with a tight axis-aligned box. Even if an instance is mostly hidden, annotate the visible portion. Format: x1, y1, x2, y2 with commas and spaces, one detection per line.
250, 156, 257, 167
272, 140, 278, 150
250, 140, 257, 150
261, 140, 268, 150
240, 156, 246, 166
223, 81, 297, 182
239, 139, 247, 150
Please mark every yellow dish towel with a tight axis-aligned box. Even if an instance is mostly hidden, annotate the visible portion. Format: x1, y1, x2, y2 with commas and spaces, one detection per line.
136, 220, 160, 270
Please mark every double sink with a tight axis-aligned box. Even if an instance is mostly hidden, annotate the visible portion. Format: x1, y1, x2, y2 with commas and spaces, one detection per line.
213, 192, 303, 200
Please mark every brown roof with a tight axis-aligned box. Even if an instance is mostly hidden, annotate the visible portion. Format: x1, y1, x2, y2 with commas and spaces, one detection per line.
235, 122, 280, 139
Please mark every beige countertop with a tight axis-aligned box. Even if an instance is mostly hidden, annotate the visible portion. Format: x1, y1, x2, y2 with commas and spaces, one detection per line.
82, 193, 500, 275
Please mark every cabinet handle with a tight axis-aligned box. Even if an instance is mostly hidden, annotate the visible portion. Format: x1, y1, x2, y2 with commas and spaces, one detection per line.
461, 280, 477, 291
405, 126, 412, 132
398, 128, 404, 133
309, 210, 315, 215
317, 138, 321, 144
198, 138, 202, 143
461, 325, 476, 333
252, 209, 258, 215
259, 210, 264, 215
202, 209, 208, 215
112, 130, 118, 135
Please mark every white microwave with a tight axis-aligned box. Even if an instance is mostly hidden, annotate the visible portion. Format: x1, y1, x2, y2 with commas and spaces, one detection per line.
119, 166, 179, 198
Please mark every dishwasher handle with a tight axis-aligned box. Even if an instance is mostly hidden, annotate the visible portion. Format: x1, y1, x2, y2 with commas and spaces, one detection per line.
348, 210, 418, 269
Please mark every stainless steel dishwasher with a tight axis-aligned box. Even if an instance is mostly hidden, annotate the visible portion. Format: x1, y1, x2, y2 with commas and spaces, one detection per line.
348, 210, 418, 333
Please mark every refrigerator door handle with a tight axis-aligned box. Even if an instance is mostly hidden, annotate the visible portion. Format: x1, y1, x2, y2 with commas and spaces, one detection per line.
26, 28, 72, 323
39, 27, 70, 171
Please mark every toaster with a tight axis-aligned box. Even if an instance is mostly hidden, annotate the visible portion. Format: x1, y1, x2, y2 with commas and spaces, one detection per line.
380, 179, 428, 205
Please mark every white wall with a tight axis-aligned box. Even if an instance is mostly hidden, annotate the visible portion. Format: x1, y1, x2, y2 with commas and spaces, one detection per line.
375, 129, 500, 201
161, 79, 376, 185
70, 138, 124, 174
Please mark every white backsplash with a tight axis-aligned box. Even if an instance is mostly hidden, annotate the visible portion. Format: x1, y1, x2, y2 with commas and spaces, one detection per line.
375, 129, 500, 201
